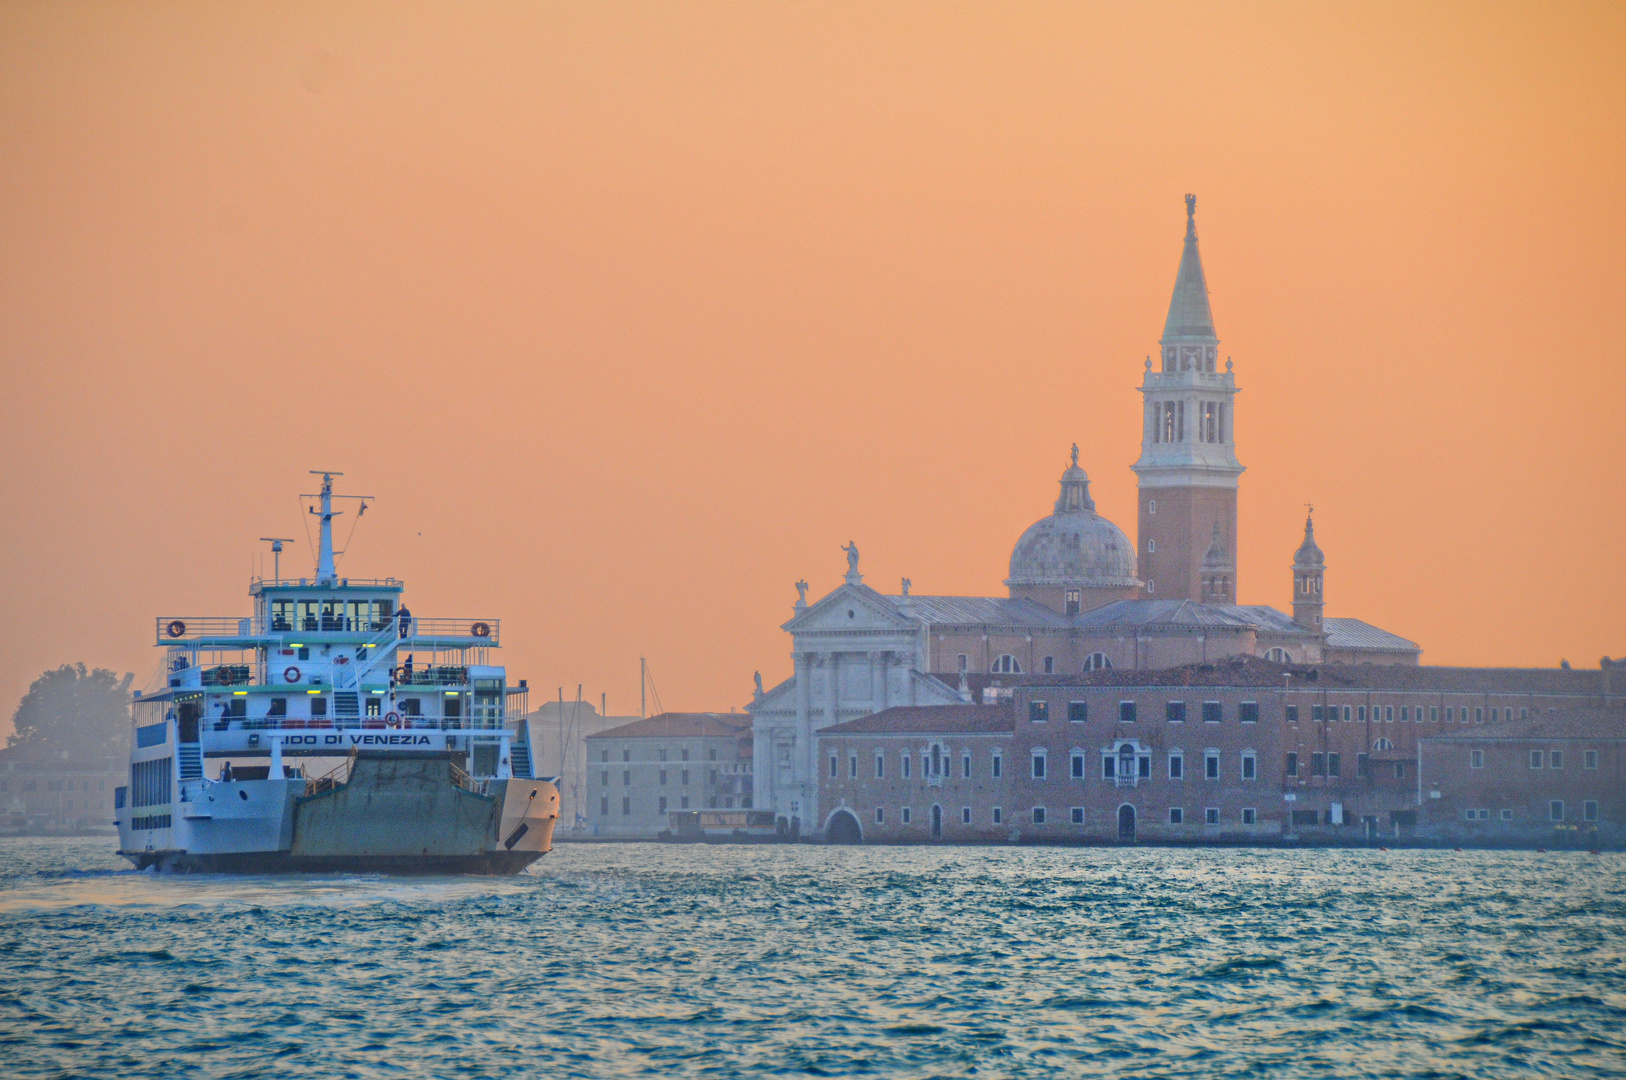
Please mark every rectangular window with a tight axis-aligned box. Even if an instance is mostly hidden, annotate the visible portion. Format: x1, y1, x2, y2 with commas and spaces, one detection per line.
681, 749, 689, 761
1475, 708, 1484, 723
957, 654, 968, 672
1550, 800, 1564, 822
1166, 701, 1186, 723
621, 796, 630, 816
1584, 800, 1598, 822
876, 807, 884, 824
829, 756, 838, 779
679, 795, 689, 809
903, 755, 911, 778
1242, 754, 1257, 780
1446, 708, 1455, 722
1032, 807, 1046, 825
1358, 707, 1367, 723
1032, 754, 1046, 780
1119, 701, 1137, 723
600, 796, 608, 816
1103, 756, 1116, 779
1431, 707, 1439, 722
1551, 750, 1563, 770
1043, 656, 1055, 674
1585, 750, 1599, 769
1343, 706, 1352, 722
1139, 755, 1151, 779
658, 769, 667, 786
1400, 706, 1409, 722
1490, 708, 1498, 722
658, 796, 668, 814
1520, 708, 1529, 720
1385, 706, 1394, 723
601, 770, 609, 786
1286, 705, 1299, 723
1169, 754, 1183, 779
1071, 753, 1084, 779
875, 755, 885, 779
622, 770, 631, 786
1069, 701, 1088, 723
1205, 808, 1219, 825
901, 808, 911, 824
1530, 751, 1543, 769
1169, 807, 1184, 824
850, 756, 858, 779
1029, 701, 1049, 724
962, 807, 971, 824
1205, 753, 1220, 779
1312, 705, 1324, 722
992, 755, 1002, 778
1311, 752, 1326, 777
1393, 762, 1405, 779
1356, 753, 1370, 778
681, 769, 690, 785
1240, 702, 1259, 724
1202, 701, 1222, 724
992, 807, 1002, 824
963, 754, 971, 778
1242, 807, 1257, 824
1328, 754, 1341, 777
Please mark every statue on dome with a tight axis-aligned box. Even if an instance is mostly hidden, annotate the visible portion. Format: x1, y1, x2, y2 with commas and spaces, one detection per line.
1070, 443, 1079, 467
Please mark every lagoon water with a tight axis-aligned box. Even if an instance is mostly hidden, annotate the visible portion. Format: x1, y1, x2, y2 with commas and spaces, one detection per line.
1, 838, 1623, 1078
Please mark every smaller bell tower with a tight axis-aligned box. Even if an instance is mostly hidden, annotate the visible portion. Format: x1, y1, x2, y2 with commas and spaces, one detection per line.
1292, 510, 1325, 632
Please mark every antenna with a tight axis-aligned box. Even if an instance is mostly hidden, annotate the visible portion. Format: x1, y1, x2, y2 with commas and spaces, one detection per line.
259, 538, 296, 581
298, 472, 376, 582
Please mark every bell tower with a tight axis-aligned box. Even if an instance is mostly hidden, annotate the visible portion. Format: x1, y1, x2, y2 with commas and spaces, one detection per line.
1292, 510, 1325, 632
1132, 195, 1244, 602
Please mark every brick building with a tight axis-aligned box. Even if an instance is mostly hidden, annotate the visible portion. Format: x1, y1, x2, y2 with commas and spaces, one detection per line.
583, 713, 752, 838
813, 657, 1624, 846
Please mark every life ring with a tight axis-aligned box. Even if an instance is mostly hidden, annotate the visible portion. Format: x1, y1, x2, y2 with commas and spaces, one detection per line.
166, 620, 187, 638
384, 711, 400, 728
284, 666, 301, 683
470, 622, 491, 638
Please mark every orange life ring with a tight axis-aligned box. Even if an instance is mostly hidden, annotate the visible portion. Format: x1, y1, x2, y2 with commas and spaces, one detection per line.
384, 711, 400, 728
166, 620, 187, 638
470, 622, 491, 638
284, 666, 301, 683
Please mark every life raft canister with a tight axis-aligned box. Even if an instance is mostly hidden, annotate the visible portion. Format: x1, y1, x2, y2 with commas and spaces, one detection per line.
470, 622, 491, 638
284, 666, 301, 683
166, 620, 187, 638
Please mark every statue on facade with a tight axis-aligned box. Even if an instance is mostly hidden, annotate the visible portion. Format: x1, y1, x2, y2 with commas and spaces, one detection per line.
795, 580, 808, 605
753, 671, 764, 700
901, 577, 911, 597
842, 541, 860, 574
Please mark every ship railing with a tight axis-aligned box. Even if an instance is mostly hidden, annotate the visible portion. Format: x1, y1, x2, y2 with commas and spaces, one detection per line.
156, 616, 501, 644
252, 576, 404, 589
221, 717, 514, 732
305, 751, 357, 796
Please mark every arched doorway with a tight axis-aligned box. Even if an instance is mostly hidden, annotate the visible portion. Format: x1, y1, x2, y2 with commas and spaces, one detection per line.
825, 809, 863, 844
931, 804, 942, 839
1117, 804, 1136, 841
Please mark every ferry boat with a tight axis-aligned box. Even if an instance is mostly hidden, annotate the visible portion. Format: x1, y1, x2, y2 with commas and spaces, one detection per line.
114, 473, 558, 874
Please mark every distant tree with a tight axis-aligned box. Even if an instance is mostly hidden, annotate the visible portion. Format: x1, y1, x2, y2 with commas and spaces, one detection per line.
8, 663, 133, 755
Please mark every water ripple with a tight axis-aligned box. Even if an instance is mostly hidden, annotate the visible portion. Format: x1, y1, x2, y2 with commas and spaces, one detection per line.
0, 839, 1623, 1077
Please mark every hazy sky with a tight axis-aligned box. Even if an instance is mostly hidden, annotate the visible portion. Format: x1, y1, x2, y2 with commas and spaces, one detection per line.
2, 3, 1623, 732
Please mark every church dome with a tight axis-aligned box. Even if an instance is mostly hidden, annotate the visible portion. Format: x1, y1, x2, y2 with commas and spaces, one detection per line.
1006, 449, 1139, 589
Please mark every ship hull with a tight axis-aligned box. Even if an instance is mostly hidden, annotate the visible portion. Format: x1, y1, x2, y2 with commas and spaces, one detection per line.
122, 845, 548, 876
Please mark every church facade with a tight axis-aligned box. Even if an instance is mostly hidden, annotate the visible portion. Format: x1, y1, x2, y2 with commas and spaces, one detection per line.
747, 197, 1419, 835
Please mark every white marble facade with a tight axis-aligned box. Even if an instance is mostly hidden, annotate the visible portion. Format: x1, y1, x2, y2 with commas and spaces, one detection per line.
748, 555, 963, 835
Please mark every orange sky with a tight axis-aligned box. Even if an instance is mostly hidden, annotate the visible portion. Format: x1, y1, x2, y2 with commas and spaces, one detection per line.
2, 3, 1623, 733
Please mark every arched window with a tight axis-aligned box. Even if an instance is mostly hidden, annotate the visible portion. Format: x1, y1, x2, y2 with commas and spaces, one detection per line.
1084, 652, 1113, 672
1373, 738, 1394, 751
1263, 647, 1290, 663
991, 654, 1021, 674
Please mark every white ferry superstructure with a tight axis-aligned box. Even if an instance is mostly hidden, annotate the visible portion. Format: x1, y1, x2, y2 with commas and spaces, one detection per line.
115, 473, 558, 873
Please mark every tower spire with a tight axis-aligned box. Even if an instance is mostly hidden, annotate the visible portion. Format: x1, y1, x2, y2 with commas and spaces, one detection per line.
1292, 510, 1325, 632
1163, 193, 1216, 345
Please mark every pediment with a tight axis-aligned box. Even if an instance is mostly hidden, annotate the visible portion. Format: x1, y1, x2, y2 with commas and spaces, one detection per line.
782, 582, 916, 634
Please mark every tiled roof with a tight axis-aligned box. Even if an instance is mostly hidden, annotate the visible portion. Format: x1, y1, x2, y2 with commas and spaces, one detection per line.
1018, 656, 1613, 694
1423, 708, 1626, 742
900, 595, 1073, 628
819, 704, 1015, 736
587, 713, 752, 740
1324, 618, 1420, 653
